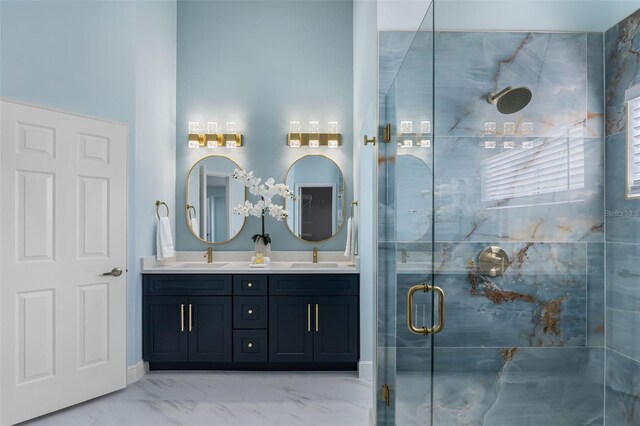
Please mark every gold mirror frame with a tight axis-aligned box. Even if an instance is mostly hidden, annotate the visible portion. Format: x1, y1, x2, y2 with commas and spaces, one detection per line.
284, 154, 346, 244
185, 154, 247, 244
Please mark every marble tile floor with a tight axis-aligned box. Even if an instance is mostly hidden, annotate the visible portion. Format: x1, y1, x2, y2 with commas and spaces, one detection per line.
23, 372, 373, 426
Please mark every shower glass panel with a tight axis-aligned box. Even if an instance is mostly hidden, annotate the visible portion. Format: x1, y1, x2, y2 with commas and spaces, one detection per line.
376, 3, 435, 425
377, 1, 612, 424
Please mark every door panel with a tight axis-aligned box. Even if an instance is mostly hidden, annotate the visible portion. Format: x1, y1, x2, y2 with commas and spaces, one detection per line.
313, 296, 358, 363
1, 100, 127, 425
269, 296, 314, 362
188, 296, 232, 362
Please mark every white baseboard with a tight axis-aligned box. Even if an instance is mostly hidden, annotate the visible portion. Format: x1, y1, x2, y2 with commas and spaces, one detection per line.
126, 360, 148, 385
358, 361, 373, 379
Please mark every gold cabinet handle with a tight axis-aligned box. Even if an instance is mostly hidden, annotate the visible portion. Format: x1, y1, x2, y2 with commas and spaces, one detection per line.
407, 284, 445, 335
180, 304, 185, 332
315, 304, 319, 332
188, 304, 193, 332
307, 304, 311, 332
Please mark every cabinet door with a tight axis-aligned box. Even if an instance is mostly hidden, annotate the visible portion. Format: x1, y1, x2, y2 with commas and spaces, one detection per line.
143, 296, 188, 362
313, 296, 359, 363
188, 296, 232, 362
269, 296, 314, 363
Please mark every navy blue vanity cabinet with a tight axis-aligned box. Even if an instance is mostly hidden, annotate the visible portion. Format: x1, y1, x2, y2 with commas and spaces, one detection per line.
269, 275, 359, 365
143, 273, 358, 370
143, 275, 233, 365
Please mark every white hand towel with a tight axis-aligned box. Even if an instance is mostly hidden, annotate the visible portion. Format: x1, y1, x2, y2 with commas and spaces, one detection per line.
344, 217, 353, 258
156, 216, 175, 260
190, 217, 199, 236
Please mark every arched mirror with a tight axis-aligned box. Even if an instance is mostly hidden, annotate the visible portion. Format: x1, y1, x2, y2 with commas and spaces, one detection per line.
285, 155, 345, 242
396, 154, 432, 241
186, 155, 246, 243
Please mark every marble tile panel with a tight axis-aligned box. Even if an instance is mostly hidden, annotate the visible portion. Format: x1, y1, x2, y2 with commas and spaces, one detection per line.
395, 347, 603, 426
605, 9, 640, 136
379, 31, 416, 95
605, 348, 640, 425
606, 242, 640, 362
433, 137, 604, 243
436, 32, 587, 138
397, 242, 588, 348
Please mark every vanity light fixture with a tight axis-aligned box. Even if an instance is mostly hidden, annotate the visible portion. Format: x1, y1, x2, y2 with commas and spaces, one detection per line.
286, 120, 342, 148
328, 121, 339, 148
309, 121, 320, 148
187, 120, 243, 149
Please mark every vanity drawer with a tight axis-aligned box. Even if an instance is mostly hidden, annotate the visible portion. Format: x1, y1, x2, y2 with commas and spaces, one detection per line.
233, 330, 267, 363
233, 296, 268, 329
233, 275, 268, 296
143, 274, 232, 296
269, 274, 358, 296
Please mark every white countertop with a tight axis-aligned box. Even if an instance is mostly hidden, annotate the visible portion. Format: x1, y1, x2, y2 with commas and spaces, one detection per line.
141, 251, 359, 274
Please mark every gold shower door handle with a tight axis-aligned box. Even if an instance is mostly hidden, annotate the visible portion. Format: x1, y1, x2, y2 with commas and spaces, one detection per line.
406, 284, 445, 335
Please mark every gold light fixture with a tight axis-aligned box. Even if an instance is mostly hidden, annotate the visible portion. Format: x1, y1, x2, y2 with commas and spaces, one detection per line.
187, 121, 243, 149
287, 121, 342, 148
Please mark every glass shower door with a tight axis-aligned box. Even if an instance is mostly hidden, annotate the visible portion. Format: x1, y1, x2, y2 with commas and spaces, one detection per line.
376, 3, 435, 425
429, 1, 606, 424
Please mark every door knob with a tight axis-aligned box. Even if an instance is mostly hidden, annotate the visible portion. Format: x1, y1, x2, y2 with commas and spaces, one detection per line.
102, 268, 123, 277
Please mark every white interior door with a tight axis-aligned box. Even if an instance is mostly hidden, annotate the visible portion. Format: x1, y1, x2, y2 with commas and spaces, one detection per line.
0, 99, 127, 425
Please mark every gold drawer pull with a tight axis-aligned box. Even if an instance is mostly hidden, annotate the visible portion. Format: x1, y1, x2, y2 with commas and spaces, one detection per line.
247, 342, 253, 348
248, 309, 253, 315
247, 282, 253, 288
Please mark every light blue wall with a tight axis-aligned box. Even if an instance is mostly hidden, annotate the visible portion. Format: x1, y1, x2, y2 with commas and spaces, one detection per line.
1, 0, 177, 367
175, 0, 354, 252
353, 0, 378, 367
132, 1, 177, 367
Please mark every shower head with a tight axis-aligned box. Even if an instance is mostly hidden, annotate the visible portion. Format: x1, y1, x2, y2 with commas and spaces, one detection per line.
487, 86, 532, 114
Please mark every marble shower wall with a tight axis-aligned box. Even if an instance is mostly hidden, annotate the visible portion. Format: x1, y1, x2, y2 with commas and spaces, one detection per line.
379, 29, 606, 425
605, 9, 640, 425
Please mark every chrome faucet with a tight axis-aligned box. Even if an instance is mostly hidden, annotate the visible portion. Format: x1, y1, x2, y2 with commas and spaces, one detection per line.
204, 247, 213, 263
312, 247, 318, 263
401, 249, 409, 264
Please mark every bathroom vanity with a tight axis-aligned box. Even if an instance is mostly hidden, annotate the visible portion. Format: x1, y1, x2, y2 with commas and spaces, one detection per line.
142, 259, 359, 371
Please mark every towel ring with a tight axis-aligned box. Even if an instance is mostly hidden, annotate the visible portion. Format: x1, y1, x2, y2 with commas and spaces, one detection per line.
156, 200, 169, 219
187, 204, 196, 220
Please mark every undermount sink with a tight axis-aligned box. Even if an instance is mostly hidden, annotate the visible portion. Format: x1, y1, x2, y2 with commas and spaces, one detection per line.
170, 262, 228, 269
289, 262, 339, 269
